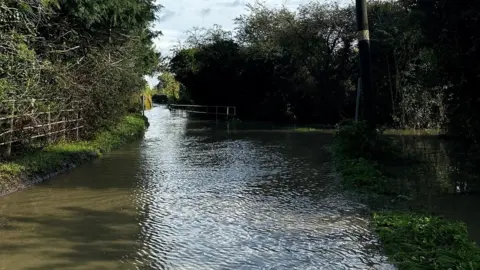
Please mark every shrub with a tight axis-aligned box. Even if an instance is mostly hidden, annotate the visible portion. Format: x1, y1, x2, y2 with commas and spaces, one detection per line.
374, 211, 480, 270
335, 157, 388, 193
333, 120, 399, 161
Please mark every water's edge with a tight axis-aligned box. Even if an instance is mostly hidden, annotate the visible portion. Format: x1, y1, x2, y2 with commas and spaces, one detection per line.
0, 118, 148, 197
0, 163, 79, 197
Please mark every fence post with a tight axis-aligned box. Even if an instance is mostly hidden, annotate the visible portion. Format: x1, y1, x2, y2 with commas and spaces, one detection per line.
62, 116, 66, 141
227, 107, 230, 120
215, 106, 218, 122
31, 98, 35, 115
30, 99, 36, 145
47, 105, 52, 143
76, 108, 80, 141
6, 100, 15, 157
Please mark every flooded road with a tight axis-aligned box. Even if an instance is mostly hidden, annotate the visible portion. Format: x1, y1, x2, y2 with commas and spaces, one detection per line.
0, 106, 392, 270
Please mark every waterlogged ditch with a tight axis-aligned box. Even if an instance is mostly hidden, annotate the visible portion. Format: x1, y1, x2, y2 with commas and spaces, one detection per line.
332, 122, 480, 269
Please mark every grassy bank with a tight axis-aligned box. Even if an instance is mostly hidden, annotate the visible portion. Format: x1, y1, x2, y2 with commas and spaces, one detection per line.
293, 127, 334, 133
382, 128, 443, 136
295, 126, 441, 136
0, 114, 148, 196
332, 121, 480, 269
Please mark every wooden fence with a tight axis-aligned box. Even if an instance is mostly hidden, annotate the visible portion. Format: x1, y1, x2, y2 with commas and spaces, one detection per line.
0, 98, 84, 157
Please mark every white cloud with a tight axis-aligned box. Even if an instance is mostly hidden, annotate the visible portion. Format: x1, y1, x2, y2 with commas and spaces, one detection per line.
152, 0, 320, 57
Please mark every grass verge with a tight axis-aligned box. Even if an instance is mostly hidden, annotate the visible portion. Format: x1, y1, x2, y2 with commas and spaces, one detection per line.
294, 127, 318, 132
332, 120, 480, 269
382, 128, 443, 136
0, 114, 147, 195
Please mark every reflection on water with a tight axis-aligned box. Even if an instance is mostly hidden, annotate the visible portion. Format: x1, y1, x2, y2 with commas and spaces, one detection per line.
390, 136, 480, 244
0, 144, 143, 270
1, 106, 393, 269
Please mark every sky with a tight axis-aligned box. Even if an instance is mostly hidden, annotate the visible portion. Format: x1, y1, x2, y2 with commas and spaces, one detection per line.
146, 0, 349, 87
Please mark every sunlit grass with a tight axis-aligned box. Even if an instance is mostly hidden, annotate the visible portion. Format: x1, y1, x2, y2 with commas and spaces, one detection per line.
294, 127, 334, 133
294, 127, 318, 132
382, 129, 443, 136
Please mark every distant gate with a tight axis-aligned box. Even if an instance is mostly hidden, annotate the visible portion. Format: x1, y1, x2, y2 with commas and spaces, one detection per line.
167, 104, 236, 120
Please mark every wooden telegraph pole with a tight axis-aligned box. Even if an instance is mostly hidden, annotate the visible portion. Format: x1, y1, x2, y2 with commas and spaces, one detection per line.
355, 0, 375, 127
141, 94, 145, 116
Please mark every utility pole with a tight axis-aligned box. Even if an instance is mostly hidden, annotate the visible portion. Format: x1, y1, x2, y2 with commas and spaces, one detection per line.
355, 0, 375, 126
141, 94, 145, 116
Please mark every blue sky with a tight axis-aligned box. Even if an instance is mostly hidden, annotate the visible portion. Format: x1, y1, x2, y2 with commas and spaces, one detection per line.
147, 0, 350, 86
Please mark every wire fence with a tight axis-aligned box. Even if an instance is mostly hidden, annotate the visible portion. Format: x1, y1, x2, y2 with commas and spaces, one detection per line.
0, 98, 84, 157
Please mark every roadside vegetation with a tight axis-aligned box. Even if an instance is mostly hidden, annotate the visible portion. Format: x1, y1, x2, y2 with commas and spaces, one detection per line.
332, 121, 480, 269
141, 84, 156, 110
1, 0, 159, 188
374, 212, 480, 269
1, 0, 160, 154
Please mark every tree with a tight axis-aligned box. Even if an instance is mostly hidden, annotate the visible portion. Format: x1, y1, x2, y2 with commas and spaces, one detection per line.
158, 73, 181, 103
165, 0, 480, 142
405, 0, 480, 141
368, 0, 445, 129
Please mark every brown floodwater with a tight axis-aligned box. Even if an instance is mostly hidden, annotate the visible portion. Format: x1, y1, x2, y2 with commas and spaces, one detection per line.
0, 106, 394, 270
2, 105, 480, 269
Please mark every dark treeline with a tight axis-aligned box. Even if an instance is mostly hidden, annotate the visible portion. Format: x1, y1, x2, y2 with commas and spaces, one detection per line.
167, 0, 480, 142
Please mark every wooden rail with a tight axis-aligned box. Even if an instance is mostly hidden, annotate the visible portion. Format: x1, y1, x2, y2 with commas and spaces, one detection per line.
0, 99, 84, 156
167, 104, 236, 120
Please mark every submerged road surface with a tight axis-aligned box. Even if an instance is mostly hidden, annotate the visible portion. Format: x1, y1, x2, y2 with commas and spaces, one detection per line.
0, 106, 393, 270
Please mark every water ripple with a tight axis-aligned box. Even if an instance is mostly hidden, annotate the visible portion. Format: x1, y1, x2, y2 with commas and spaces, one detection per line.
133, 106, 394, 270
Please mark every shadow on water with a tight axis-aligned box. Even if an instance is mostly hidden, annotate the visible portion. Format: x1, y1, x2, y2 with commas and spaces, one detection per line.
387, 135, 480, 244
0, 206, 140, 270
0, 136, 147, 269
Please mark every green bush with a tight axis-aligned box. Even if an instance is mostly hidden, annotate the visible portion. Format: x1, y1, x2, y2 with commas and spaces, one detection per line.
332, 120, 397, 194
335, 157, 388, 193
374, 211, 480, 270
333, 120, 399, 161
